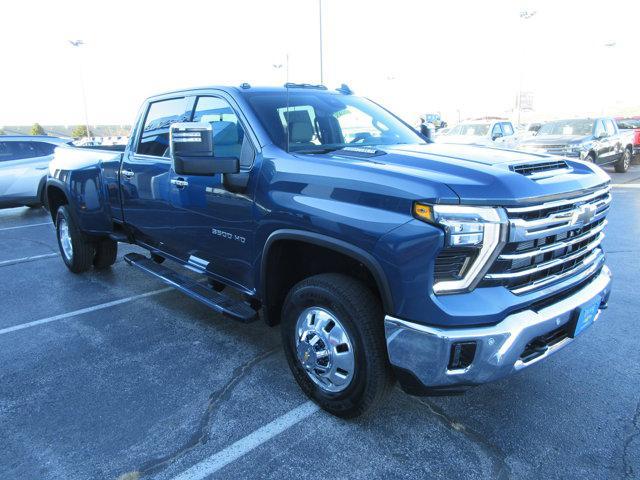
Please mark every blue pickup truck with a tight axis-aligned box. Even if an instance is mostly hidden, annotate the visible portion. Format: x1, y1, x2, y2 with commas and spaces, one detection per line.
46, 84, 612, 417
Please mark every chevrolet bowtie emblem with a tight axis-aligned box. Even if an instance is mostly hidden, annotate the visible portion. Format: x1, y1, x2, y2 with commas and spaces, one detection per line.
571, 204, 597, 226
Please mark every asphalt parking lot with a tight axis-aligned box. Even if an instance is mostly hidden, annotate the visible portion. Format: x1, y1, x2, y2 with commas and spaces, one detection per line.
1, 166, 639, 480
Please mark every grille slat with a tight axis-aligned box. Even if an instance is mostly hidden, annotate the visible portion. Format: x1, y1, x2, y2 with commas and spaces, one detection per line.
482, 184, 610, 294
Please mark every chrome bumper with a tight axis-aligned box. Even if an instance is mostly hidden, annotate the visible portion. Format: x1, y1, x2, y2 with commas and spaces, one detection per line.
385, 266, 611, 391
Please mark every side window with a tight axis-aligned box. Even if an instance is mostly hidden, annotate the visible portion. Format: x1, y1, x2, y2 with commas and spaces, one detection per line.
137, 97, 188, 157
0, 142, 14, 162
34, 142, 56, 156
501, 123, 514, 136
594, 120, 606, 138
604, 119, 616, 136
277, 105, 319, 147
491, 123, 502, 137
192, 96, 254, 168
12, 142, 41, 159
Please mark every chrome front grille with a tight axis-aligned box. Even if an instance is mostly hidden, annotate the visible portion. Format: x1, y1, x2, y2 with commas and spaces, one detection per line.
482, 185, 611, 294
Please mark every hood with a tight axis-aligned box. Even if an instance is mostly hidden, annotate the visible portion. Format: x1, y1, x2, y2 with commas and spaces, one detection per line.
517, 134, 591, 147
293, 143, 609, 207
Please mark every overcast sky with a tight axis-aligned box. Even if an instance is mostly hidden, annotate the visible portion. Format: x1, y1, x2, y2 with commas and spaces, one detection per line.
2, 0, 638, 127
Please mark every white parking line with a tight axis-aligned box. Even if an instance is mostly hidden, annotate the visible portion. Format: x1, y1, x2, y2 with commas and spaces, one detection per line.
0, 287, 172, 336
0, 252, 58, 268
0, 222, 52, 232
171, 401, 320, 480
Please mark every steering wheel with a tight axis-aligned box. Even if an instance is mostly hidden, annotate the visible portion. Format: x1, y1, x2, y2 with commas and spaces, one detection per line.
349, 132, 374, 144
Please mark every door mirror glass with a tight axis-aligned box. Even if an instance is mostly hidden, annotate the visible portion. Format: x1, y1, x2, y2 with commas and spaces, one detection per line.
170, 122, 239, 175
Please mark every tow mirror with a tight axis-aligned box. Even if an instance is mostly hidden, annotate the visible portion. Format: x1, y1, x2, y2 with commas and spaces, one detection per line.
492, 132, 503, 141
170, 122, 239, 176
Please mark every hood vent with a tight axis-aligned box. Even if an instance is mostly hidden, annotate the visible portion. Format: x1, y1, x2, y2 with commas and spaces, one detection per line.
510, 160, 570, 178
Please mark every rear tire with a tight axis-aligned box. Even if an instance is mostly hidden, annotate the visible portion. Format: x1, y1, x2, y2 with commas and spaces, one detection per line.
55, 205, 95, 273
93, 238, 118, 269
281, 273, 394, 418
615, 148, 631, 173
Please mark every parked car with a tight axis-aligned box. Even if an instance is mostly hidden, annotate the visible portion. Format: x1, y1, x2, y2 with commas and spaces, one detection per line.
516, 117, 634, 172
615, 117, 640, 160
46, 84, 611, 417
0, 135, 72, 208
495, 122, 543, 149
436, 119, 515, 146
434, 126, 451, 136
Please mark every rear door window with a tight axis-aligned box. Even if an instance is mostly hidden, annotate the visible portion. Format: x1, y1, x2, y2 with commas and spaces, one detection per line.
9, 142, 42, 160
137, 97, 189, 157
34, 142, 57, 156
604, 119, 616, 136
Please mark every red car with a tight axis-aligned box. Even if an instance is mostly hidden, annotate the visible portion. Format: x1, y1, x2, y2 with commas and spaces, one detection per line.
616, 116, 640, 160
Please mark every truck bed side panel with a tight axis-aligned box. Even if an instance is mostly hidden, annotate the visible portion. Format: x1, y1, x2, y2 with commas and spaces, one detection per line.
48, 146, 123, 234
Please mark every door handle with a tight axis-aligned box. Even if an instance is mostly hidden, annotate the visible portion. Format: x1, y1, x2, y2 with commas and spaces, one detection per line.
121, 169, 135, 178
171, 178, 189, 188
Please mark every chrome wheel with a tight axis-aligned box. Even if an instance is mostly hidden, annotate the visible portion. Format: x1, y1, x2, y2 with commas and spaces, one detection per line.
295, 307, 355, 393
58, 217, 73, 260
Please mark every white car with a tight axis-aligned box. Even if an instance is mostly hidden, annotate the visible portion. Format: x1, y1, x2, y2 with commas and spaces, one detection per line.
0, 136, 72, 208
435, 120, 515, 146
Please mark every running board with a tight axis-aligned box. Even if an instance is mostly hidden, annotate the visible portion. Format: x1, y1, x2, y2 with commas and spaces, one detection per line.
124, 253, 258, 323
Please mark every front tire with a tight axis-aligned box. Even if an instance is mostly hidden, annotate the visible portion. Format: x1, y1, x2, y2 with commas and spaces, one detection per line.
615, 148, 631, 173
55, 205, 95, 273
281, 273, 394, 418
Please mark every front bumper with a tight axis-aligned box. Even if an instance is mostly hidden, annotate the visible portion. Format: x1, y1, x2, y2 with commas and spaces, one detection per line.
385, 266, 611, 395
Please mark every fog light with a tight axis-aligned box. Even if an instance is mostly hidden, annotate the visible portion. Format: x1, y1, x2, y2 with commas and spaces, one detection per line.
448, 341, 477, 370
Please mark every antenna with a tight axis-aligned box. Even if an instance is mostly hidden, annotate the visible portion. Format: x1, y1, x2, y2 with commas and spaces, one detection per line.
286, 53, 290, 154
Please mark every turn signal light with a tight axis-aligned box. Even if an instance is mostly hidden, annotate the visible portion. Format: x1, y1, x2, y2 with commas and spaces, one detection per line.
413, 203, 434, 222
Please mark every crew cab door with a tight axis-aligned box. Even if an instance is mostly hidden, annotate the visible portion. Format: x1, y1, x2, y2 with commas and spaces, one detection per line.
120, 96, 191, 252
167, 94, 257, 289
593, 119, 613, 164
603, 119, 622, 163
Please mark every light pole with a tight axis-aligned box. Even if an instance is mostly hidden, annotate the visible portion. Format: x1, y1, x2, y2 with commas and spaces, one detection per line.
318, 0, 324, 85
69, 40, 91, 141
517, 10, 537, 125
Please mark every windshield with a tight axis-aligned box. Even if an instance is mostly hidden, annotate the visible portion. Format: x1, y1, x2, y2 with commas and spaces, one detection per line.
617, 119, 640, 129
243, 91, 425, 152
537, 119, 594, 136
447, 124, 490, 136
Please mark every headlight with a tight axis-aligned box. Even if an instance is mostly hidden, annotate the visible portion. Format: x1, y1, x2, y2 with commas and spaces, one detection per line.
414, 203, 507, 294
565, 144, 588, 156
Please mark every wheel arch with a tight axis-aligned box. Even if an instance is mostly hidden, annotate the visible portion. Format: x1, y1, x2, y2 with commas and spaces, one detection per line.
260, 229, 394, 325
46, 181, 69, 222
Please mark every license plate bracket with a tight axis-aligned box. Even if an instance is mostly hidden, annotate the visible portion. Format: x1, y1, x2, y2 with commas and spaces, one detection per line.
569, 296, 601, 338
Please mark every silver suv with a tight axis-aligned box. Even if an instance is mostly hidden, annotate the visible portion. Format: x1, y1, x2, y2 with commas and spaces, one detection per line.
0, 136, 72, 209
